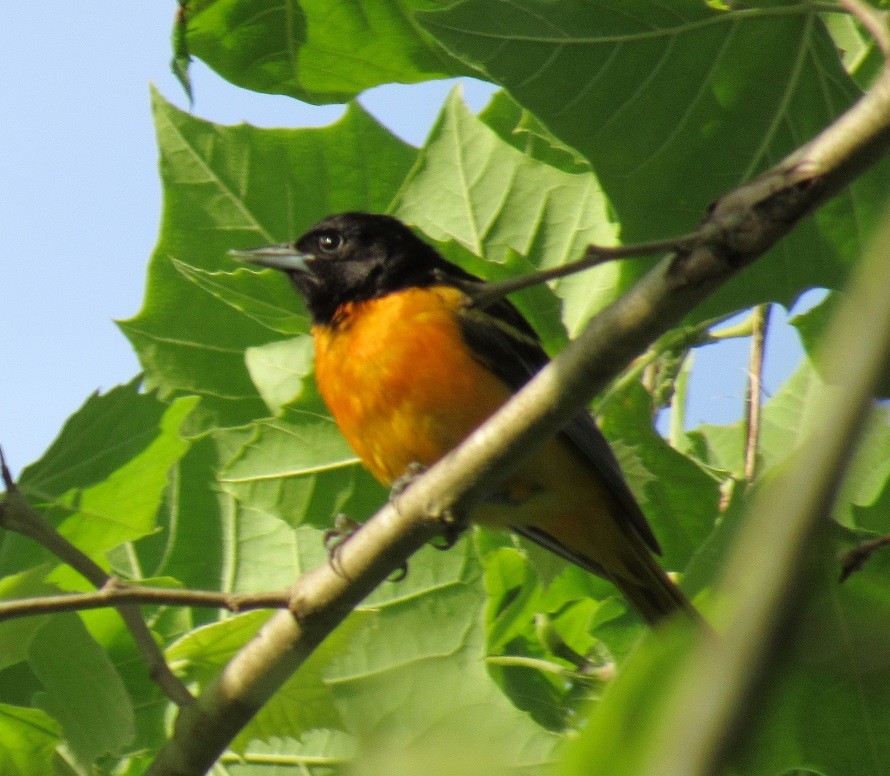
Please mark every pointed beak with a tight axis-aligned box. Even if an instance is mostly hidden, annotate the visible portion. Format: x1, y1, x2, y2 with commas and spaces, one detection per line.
228, 244, 315, 273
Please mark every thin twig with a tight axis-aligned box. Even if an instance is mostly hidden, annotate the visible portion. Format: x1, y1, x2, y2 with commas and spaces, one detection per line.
838, 0, 890, 57
743, 304, 772, 480
0, 447, 195, 707
457, 228, 710, 309
0, 581, 293, 623
839, 532, 890, 581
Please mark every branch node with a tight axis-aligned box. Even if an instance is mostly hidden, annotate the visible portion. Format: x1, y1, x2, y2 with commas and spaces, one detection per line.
101, 576, 128, 594
287, 590, 309, 621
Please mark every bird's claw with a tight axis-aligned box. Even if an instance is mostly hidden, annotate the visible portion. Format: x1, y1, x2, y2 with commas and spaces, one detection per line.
324, 514, 410, 582
324, 514, 361, 575
431, 517, 464, 551
388, 562, 409, 582
389, 462, 428, 503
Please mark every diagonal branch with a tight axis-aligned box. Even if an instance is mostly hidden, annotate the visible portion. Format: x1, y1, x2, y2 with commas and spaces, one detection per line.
146, 51, 890, 776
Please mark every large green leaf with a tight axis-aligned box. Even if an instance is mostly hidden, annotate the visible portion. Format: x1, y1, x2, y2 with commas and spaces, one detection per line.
421, 1, 890, 316
132, 437, 229, 603
0, 382, 195, 586
183, 0, 468, 103
600, 383, 720, 572
29, 614, 134, 763
119, 90, 418, 429
394, 89, 620, 336
326, 539, 563, 774
215, 413, 381, 540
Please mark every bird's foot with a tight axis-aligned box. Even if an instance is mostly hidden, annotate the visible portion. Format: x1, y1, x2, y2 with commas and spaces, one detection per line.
389, 462, 428, 503
323, 514, 360, 576
430, 515, 464, 551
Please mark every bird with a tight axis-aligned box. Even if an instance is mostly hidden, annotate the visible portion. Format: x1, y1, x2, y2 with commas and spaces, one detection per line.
232, 212, 697, 626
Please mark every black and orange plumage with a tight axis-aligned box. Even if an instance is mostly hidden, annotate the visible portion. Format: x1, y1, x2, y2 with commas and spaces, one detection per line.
235, 212, 696, 625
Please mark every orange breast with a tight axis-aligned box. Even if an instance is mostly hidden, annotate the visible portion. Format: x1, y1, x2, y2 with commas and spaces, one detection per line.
312, 286, 513, 484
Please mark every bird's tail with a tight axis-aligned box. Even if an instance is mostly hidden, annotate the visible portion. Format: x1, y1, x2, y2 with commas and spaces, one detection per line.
514, 522, 699, 627
609, 542, 699, 627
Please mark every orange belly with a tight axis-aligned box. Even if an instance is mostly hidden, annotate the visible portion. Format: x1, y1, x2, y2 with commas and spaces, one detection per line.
312, 285, 513, 484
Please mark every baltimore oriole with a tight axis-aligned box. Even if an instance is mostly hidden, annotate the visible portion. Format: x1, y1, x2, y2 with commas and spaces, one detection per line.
234, 212, 696, 625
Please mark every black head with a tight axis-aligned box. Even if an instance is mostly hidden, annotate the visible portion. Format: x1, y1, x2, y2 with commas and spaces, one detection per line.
232, 212, 478, 325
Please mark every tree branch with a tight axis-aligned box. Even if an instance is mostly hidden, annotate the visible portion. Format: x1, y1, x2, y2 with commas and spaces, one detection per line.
744, 304, 771, 481
146, 49, 890, 776
0, 449, 195, 707
0, 580, 293, 622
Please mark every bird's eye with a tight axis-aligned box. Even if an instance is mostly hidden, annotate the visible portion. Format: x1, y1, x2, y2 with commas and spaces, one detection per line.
317, 232, 343, 253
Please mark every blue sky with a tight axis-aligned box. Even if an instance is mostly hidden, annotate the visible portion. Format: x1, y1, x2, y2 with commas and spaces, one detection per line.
0, 3, 808, 476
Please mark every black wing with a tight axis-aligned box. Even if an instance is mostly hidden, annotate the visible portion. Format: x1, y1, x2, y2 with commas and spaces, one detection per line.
454, 293, 661, 556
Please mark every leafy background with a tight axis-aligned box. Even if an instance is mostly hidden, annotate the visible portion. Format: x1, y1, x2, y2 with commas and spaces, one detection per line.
2, 1, 889, 774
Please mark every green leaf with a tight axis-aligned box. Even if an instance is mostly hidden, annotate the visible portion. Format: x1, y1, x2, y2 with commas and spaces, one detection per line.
559, 621, 696, 776
479, 91, 592, 175
394, 89, 621, 336
28, 615, 134, 762
684, 421, 745, 480
0, 567, 56, 671
0, 703, 61, 776
422, 1, 890, 316
183, 0, 464, 103
0, 382, 195, 586
482, 548, 608, 731
119, 90, 417, 430
170, 0, 193, 104
688, 357, 890, 534
326, 539, 562, 774
792, 293, 890, 399
233, 730, 356, 772
484, 548, 542, 655
167, 538, 559, 769
171, 261, 310, 336
244, 335, 316, 416
217, 415, 372, 526
132, 436, 228, 613
732, 555, 890, 775
188, 413, 386, 596
600, 383, 720, 572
